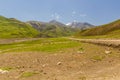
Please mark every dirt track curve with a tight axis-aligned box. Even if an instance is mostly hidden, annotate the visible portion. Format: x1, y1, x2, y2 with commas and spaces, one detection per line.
69, 38, 120, 48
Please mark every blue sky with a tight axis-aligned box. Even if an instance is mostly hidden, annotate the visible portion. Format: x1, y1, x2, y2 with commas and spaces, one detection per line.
0, 0, 120, 25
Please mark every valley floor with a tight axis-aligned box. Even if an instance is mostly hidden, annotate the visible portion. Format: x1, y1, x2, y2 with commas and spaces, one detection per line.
0, 38, 119, 80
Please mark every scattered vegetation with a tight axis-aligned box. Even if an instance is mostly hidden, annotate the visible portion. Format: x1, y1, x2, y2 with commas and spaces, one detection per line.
0, 67, 13, 71
78, 47, 84, 51
21, 72, 38, 78
91, 55, 105, 61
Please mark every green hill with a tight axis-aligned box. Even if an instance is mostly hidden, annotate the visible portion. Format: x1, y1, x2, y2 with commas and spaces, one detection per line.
76, 19, 120, 38
0, 16, 39, 38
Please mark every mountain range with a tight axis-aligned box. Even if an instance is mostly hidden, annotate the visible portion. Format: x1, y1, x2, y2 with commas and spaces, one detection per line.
0, 15, 120, 39
27, 20, 94, 38
27, 20, 76, 38
0, 15, 85, 38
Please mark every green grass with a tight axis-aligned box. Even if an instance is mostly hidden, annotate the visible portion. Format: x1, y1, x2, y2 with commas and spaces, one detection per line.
0, 67, 13, 71
21, 72, 38, 78
91, 55, 105, 61
0, 38, 81, 53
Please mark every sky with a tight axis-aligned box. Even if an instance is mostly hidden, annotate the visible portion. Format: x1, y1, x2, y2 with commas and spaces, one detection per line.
0, 0, 120, 25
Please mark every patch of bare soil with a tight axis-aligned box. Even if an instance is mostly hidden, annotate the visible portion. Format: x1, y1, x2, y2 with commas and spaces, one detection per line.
0, 38, 40, 44
0, 43, 119, 80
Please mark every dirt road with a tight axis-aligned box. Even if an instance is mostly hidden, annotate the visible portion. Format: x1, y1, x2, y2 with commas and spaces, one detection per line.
69, 38, 120, 48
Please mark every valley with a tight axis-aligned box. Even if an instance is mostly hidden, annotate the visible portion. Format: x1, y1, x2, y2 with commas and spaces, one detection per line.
0, 16, 120, 80
0, 0, 120, 80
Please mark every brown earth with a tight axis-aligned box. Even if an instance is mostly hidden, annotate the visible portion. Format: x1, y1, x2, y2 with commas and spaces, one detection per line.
0, 38, 40, 44
0, 38, 120, 80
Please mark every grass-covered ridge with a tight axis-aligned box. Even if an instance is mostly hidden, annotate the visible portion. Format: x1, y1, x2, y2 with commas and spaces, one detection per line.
0, 16, 39, 38
76, 19, 120, 39
0, 38, 81, 53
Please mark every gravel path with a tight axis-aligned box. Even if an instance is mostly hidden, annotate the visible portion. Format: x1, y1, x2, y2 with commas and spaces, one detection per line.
69, 38, 120, 48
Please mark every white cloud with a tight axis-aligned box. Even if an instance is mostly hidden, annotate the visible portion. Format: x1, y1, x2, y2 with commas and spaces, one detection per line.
72, 11, 76, 14
56, 15, 60, 20
51, 14, 54, 18
72, 11, 87, 17
79, 14, 87, 17
51, 13, 61, 20
73, 20, 77, 22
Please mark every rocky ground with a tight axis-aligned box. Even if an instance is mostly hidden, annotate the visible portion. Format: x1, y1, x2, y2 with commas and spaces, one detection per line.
0, 38, 119, 80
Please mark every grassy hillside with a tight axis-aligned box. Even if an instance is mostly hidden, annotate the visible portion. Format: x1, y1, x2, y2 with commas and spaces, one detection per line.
28, 21, 77, 38
76, 19, 120, 38
0, 16, 39, 38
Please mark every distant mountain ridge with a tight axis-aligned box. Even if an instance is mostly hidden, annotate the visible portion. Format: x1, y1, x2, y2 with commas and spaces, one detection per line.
27, 20, 77, 38
49, 20, 66, 27
66, 22, 94, 30
28, 20, 94, 30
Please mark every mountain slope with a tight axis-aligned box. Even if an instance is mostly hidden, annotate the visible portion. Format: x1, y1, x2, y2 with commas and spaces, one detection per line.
66, 22, 94, 30
77, 19, 120, 38
49, 20, 66, 27
0, 16, 39, 38
27, 21, 76, 38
